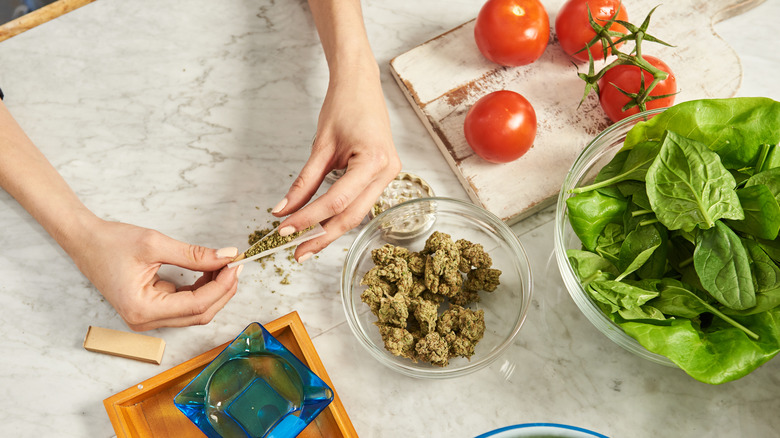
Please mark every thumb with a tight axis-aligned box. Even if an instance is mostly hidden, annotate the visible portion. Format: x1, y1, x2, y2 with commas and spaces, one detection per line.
150, 232, 237, 272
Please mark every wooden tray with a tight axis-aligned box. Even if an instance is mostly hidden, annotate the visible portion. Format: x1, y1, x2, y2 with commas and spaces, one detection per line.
390, 0, 760, 225
104, 311, 357, 438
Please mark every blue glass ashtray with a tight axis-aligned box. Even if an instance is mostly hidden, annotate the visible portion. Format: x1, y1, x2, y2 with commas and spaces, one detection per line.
174, 322, 334, 438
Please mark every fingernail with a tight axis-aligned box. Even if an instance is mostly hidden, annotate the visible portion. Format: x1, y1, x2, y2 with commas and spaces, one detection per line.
298, 252, 313, 263
236, 264, 244, 277
271, 198, 288, 214
278, 225, 296, 237
216, 247, 239, 258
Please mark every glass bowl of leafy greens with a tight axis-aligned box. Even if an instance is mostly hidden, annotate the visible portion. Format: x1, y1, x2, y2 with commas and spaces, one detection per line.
555, 98, 780, 384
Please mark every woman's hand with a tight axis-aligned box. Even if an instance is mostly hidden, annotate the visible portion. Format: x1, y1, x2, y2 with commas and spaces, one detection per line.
68, 220, 242, 331
1, 100, 241, 331
272, 0, 402, 261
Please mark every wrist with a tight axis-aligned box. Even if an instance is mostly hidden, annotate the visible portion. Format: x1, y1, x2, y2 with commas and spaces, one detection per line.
328, 50, 380, 87
43, 203, 103, 262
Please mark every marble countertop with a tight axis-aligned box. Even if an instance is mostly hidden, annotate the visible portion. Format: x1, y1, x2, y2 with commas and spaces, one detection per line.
1, 0, 779, 436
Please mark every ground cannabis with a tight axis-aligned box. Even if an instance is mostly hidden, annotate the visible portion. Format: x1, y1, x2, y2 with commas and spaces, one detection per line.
245, 221, 310, 285
244, 221, 312, 258
361, 231, 501, 367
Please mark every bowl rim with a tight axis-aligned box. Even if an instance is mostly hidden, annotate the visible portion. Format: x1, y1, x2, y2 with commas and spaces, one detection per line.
341, 196, 533, 379
474, 422, 609, 438
553, 108, 676, 367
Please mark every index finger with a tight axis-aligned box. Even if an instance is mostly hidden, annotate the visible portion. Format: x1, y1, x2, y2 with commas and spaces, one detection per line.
281, 159, 383, 233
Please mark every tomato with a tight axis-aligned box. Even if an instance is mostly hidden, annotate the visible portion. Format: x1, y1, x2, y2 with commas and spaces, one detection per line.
463, 90, 537, 163
598, 55, 677, 122
555, 0, 628, 62
474, 0, 550, 67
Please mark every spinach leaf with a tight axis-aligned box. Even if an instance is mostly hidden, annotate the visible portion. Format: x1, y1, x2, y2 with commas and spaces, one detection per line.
743, 239, 780, 292
758, 237, 780, 264
744, 167, 780, 204
755, 143, 780, 174
588, 280, 664, 321
623, 199, 652, 234
615, 242, 660, 282
594, 223, 624, 266
620, 308, 780, 385
590, 149, 630, 199
723, 289, 780, 316
572, 140, 660, 193
646, 131, 743, 232
629, 188, 652, 211
646, 280, 710, 319
694, 221, 756, 310
647, 279, 758, 339
624, 97, 780, 170
726, 184, 780, 240
566, 190, 627, 251
617, 223, 666, 280
566, 249, 619, 286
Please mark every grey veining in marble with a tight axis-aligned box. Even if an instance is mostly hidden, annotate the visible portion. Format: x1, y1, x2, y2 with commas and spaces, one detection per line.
0, 0, 778, 437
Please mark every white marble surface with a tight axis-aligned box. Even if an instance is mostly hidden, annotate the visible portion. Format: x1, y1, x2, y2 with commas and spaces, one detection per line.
0, 0, 778, 437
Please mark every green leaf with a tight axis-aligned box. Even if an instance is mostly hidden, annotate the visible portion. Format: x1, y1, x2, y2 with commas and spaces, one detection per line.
758, 237, 780, 264
694, 221, 756, 310
620, 309, 780, 384
647, 280, 710, 318
624, 97, 780, 170
587, 280, 663, 320
744, 239, 780, 293
646, 131, 743, 232
566, 249, 619, 286
617, 223, 666, 280
630, 188, 652, 211
755, 143, 780, 174
594, 223, 624, 266
573, 141, 660, 194
744, 167, 780, 204
723, 289, 780, 316
648, 279, 759, 339
566, 191, 627, 251
726, 184, 780, 240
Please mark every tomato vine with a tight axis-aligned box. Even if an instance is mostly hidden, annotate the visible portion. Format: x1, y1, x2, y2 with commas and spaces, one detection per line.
578, 5, 677, 115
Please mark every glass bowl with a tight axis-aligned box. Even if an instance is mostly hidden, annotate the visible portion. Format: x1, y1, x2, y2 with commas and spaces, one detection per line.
341, 197, 532, 379
553, 108, 675, 367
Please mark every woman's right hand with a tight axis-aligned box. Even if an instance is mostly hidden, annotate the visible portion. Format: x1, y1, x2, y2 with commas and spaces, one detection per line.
68, 220, 242, 331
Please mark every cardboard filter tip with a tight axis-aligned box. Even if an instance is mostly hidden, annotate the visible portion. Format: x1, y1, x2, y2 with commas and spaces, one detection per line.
84, 326, 166, 364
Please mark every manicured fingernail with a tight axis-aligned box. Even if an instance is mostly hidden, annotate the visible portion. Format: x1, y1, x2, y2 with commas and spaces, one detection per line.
216, 247, 238, 258
271, 198, 288, 214
298, 252, 313, 263
278, 225, 296, 237
236, 264, 244, 277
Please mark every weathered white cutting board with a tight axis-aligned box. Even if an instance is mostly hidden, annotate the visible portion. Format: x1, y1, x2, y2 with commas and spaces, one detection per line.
390, 0, 763, 225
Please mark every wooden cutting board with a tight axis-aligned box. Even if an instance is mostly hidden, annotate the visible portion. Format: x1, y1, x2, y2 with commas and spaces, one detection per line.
390, 0, 763, 225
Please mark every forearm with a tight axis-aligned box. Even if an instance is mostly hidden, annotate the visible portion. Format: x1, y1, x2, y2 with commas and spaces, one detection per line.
0, 100, 99, 258
307, 0, 380, 82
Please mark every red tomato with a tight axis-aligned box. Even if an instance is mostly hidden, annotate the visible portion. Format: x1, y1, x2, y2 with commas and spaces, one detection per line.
598, 55, 677, 122
463, 90, 537, 163
555, 0, 628, 62
474, 0, 550, 66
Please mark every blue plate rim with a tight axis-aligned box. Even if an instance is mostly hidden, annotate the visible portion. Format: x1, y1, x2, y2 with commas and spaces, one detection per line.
474, 423, 609, 438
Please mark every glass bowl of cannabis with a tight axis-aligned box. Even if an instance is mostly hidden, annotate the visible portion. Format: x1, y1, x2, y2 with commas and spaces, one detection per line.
341, 197, 532, 379
554, 98, 780, 384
